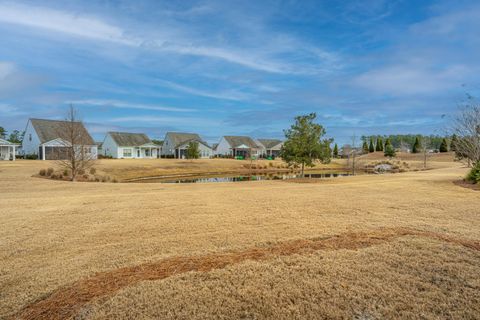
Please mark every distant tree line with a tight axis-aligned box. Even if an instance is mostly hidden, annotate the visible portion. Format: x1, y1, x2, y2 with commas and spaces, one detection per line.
360, 134, 450, 152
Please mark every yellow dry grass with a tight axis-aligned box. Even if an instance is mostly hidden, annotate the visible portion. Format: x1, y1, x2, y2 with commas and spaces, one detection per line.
0, 155, 478, 319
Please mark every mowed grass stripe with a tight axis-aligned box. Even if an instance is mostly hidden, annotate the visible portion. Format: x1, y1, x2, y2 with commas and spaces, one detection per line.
14, 227, 480, 320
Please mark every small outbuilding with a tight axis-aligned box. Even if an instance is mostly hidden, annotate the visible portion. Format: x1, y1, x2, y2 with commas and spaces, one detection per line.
0, 138, 19, 161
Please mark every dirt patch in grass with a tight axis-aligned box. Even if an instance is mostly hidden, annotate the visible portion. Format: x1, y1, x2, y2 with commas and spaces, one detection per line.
453, 179, 479, 191
13, 227, 479, 320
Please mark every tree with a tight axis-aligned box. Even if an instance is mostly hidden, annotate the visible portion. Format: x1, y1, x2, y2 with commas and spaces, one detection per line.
376, 137, 383, 151
280, 113, 331, 176
369, 138, 375, 153
185, 141, 200, 159
450, 103, 480, 167
8, 130, 23, 144
55, 105, 96, 181
439, 138, 448, 152
333, 143, 338, 158
362, 141, 369, 153
384, 139, 396, 158
412, 136, 421, 153
0, 126, 6, 139
420, 136, 430, 169
450, 134, 458, 152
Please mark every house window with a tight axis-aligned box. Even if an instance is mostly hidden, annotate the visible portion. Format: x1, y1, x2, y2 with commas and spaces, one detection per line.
145, 149, 150, 156
123, 149, 132, 157
29, 134, 32, 142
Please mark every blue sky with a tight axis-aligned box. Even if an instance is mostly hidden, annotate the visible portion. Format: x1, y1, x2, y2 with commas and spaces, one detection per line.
0, 0, 479, 145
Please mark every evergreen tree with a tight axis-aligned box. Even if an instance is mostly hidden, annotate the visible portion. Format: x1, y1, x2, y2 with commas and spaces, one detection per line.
369, 138, 375, 153
450, 134, 458, 152
362, 141, 369, 153
0, 126, 6, 139
375, 138, 383, 151
412, 136, 421, 153
8, 130, 23, 144
333, 143, 338, 158
280, 113, 331, 176
439, 138, 448, 153
384, 141, 396, 158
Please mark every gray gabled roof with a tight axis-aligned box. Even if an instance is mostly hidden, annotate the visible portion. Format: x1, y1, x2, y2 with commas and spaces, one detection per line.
223, 136, 259, 149
30, 118, 95, 145
108, 132, 151, 147
0, 138, 18, 146
166, 132, 208, 148
257, 139, 282, 149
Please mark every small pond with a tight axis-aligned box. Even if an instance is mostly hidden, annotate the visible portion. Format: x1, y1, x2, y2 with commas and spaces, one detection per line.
148, 172, 351, 184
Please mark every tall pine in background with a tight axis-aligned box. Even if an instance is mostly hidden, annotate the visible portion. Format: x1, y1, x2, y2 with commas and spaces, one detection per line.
412, 136, 421, 153
384, 138, 396, 157
333, 143, 339, 158
376, 137, 383, 151
439, 138, 448, 152
369, 138, 375, 153
362, 141, 369, 153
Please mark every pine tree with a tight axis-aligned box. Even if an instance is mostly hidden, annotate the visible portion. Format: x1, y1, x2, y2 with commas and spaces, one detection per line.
450, 134, 458, 152
369, 138, 375, 153
362, 141, 369, 153
439, 138, 448, 152
333, 143, 338, 158
375, 138, 382, 151
384, 139, 396, 158
412, 136, 421, 153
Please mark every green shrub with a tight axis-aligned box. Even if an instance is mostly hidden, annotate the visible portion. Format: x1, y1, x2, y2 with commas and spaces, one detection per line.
39, 169, 46, 176
466, 162, 480, 184
25, 154, 38, 160
63, 169, 69, 176
47, 168, 54, 176
89, 168, 96, 174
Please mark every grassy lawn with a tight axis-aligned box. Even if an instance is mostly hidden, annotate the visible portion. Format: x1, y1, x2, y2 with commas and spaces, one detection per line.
0, 154, 478, 319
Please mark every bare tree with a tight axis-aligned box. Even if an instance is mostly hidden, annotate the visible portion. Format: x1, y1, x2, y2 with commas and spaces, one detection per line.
451, 103, 480, 166
55, 105, 96, 181
420, 136, 430, 169
350, 134, 358, 175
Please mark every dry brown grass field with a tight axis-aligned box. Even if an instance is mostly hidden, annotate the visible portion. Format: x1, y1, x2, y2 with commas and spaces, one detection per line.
1, 153, 479, 319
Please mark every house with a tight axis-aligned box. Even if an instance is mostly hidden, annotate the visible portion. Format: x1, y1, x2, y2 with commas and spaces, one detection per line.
161, 132, 213, 158
256, 139, 283, 157
22, 118, 97, 160
215, 136, 260, 158
101, 132, 159, 158
0, 138, 19, 161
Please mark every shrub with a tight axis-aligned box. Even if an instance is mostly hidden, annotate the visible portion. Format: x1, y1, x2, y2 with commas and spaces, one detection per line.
268, 162, 273, 167
47, 168, 54, 176
39, 169, 46, 176
51, 174, 58, 179
466, 162, 480, 184
25, 154, 38, 160
63, 169, 69, 176
89, 168, 96, 175
112, 178, 118, 183
83, 174, 89, 180
77, 169, 85, 175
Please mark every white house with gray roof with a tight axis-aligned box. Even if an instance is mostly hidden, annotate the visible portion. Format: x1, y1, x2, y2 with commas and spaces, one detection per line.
101, 132, 158, 158
215, 136, 261, 158
22, 118, 97, 160
162, 132, 213, 158
255, 139, 283, 157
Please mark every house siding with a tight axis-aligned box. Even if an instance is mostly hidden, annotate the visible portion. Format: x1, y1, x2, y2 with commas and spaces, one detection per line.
21, 120, 41, 155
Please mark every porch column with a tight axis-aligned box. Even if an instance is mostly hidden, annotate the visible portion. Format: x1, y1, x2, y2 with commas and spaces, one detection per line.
12, 146, 16, 161
42, 145, 46, 160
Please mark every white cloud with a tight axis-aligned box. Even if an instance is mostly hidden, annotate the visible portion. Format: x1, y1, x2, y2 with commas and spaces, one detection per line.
69, 99, 196, 112
157, 80, 253, 101
352, 64, 472, 96
0, 2, 339, 75
107, 115, 218, 126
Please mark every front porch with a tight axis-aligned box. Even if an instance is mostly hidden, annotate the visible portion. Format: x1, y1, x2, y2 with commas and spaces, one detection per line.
0, 139, 18, 161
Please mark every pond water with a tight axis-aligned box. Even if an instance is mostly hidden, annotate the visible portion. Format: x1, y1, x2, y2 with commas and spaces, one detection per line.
152, 172, 351, 184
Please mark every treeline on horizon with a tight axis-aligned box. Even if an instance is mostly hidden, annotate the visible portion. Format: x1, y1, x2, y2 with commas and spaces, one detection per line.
359, 134, 448, 150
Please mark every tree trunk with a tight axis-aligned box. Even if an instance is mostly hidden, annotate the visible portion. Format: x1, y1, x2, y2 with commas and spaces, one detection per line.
301, 162, 305, 177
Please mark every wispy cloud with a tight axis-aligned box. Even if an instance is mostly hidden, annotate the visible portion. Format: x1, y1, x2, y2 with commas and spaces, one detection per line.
107, 115, 218, 126
69, 99, 196, 112
156, 80, 253, 101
